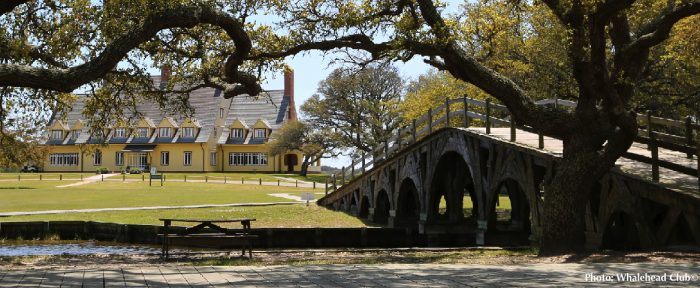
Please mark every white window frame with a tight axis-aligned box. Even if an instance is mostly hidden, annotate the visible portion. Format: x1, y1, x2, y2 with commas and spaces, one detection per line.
161, 151, 169, 166
182, 127, 195, 138
159, 127, 171, 138
93, 150, 102, 166
71, 130, 80, 140
137, 128, 149, 138
228, 152, 268, 166
51, 130, 64, 140
49, 153, 79, 166
183, 151, 192, 166
114, 128, 126, 138
254, 128, 266, 138
210, 152, 217, 166
115, 152, 124, 166
230, 128, 245, 139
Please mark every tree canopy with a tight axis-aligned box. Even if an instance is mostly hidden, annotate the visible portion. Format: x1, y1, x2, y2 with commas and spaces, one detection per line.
1, 0, 698, 254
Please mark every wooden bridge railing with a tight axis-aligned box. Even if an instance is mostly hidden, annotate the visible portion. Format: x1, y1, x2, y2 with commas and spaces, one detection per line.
324, 97, 700, 196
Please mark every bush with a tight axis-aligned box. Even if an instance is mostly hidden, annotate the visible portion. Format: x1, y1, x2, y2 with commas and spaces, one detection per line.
96, 167, 109, 174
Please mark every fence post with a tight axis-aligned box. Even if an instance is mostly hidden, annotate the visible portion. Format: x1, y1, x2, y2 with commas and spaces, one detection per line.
510, 112, 516, 142
206, 175, 208, 183
361, 153, 366, 173
325, 179, 329, 195
184, 175, 187, 182
428, 108, 433, 134
40, 174, 42, 181
259, 178, 262, 185
445, 98, 450, 128
650, 130, 659, 182
295, 180, 298, 187
384, 139, 389, 158
351, 162, 355, 178
224, 176, 227, 184
646, 110, 653, 150
122, 174, 125, 182
485, 99, 492, 134
18, 174, 20, 181
313, 181, 316, 189
142, 174, 144, 181
397, 127, 402, 149
463, 96, 470, 127
102, 174, 104, 181
241, 177, 244, 184
278, 179, 280, 186
538, 132, 545, 149
554, 98, 559, 109
333, 174, 337, 190
341, 167, 345, 186
412, 119, 417, 143
685, 116, 694, 159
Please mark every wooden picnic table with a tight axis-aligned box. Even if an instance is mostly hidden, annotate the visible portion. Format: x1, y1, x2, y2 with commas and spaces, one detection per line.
159, 218, 257, 259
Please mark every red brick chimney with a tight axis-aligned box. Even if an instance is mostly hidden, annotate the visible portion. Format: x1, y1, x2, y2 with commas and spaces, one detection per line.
284, 68, 297, 120
160, 65, 172, 83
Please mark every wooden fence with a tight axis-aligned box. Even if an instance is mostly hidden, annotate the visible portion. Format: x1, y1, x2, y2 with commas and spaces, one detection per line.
324, 97, 700, 195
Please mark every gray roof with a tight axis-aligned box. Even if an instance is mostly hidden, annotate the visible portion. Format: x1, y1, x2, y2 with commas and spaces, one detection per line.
45, 76, 290, 145
217, 90, 289, 144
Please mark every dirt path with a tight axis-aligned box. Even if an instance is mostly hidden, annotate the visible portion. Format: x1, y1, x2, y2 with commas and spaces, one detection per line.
55, 173, 119, 188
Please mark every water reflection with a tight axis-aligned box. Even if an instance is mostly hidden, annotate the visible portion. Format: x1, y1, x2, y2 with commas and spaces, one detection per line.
0, 241, 160, 256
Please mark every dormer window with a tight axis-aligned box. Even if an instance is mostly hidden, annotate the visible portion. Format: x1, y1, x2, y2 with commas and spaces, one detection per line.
219, 108, 224, 118
71, 130, 81, 140
230, 128, 245, 139
182, 127, 195, 138
50, 130, 64, 140
136, 128, 149, 138
254, 128, 267, 138
114, 128, 127, 138
159, 127, 172, 138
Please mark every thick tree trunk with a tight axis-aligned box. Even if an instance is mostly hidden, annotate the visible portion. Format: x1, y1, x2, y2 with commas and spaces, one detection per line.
539, 122, 636, 255
299, 155, 312, 177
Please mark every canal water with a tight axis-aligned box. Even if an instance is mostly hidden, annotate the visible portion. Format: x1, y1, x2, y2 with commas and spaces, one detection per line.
0, 241, 161, 256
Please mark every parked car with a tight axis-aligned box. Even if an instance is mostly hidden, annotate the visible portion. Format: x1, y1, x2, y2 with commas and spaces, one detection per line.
21, 165, 41, 173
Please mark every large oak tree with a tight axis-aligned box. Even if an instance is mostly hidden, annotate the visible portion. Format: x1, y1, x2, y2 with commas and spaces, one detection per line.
1, 0, 698, 255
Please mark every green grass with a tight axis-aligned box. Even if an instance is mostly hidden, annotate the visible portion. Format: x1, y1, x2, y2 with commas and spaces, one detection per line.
273, 173, 330, 183
1, 205, 367, 228
0, 173, 91, 180
0, 180, 313, 212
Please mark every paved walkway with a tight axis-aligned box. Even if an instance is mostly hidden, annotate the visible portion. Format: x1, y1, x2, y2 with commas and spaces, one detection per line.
0, 202, 302, 217
55, 173, 120, 188
0, 263, 698, 287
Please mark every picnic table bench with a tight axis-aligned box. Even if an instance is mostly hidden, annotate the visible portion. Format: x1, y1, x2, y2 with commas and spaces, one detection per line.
159, 218, 257, 259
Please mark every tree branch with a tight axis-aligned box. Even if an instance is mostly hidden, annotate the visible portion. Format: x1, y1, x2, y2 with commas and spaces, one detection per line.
626, 1, 700, 56
0, 4, 259, 96
0, 0, 28, 15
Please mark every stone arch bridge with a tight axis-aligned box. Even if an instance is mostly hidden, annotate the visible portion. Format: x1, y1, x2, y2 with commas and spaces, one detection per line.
318, 98, 700, 249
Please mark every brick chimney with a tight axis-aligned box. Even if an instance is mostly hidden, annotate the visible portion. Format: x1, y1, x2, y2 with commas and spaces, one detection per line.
160, 65, 172, 84
284, 68, 297, 120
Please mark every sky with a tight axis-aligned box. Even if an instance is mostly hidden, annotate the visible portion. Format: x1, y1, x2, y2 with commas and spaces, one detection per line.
136, 1, 464, 169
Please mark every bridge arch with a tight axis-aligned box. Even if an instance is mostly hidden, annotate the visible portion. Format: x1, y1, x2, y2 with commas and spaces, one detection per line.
426, 150, 476, 224
358, 195, 370, 219
372, 189, 391, 224
601, 210, 641, 250
394, 177, 421, 227
490, 178, 531, 232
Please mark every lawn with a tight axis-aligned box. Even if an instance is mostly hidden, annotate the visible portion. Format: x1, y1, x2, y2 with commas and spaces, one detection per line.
0, 205, 368, 228
0, 173, 90, 180
0, 180, 312, 213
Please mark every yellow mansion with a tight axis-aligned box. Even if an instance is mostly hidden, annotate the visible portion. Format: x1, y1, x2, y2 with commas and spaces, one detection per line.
42, 69, 320, 173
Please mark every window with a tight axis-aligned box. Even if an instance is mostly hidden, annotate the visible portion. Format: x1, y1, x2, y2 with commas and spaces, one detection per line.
114, 128, 126, 138
210, 152, 217, 166
183, 151, 192, 166
182, 127, 195, 138
50, 130, 64, 140
161, 151, 169, 166
230, 128, 245, 138
49, 153, 79, 166
115, 152, 124, 166
228, 152, 268, 166
71, 130, 80, 140
93, 150, 102, 166
219, 108, 224, 118
254, 128, 267, 138
159, 127, 171, 138
136, 128, 149, 138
